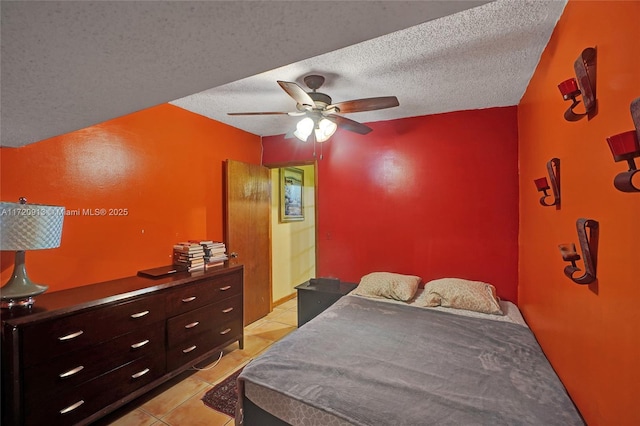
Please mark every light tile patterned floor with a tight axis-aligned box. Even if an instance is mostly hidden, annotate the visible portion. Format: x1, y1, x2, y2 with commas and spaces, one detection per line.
97, 298, 297, 426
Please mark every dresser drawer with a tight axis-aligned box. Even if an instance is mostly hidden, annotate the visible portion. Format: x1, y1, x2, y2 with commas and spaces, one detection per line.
22, 293, 165, 367
167, 295, 242, 345
208, 293, 243, 325
166, 316, 243, 371
23, 321, 165, 400
165, 272, 242, 317
24, 354, 165, 426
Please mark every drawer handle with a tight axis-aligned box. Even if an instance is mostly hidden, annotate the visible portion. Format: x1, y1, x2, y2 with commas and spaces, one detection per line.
182, 296, 197, 303
130, 310, 150, 319
184, 321, 200, 329
59, 365, 84, 378
131, 339, 150, 349
220, 328, 232, 335
131, 368, 150, 379
58, 330, 83, 341
182, 345, 197, 353
222, 307, 234, 313
60, 400, 84, 414
219, 285, 232, 291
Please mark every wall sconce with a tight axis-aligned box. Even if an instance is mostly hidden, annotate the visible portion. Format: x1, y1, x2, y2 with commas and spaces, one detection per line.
533, 158, 560, 207
558, 218, 599, 285
605, 97, 640, 192
557, 47, 597, 121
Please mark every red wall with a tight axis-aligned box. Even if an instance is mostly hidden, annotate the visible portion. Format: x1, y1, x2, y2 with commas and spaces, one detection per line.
0, 104, 261, 291
264, 107, 519, 302
518, 1, 640, 424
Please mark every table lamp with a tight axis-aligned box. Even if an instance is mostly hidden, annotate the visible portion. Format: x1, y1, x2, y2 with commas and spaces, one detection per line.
0, 198, 65, 308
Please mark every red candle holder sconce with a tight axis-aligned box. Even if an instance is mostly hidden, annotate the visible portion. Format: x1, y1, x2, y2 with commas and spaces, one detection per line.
533, 158, 560, 207
557, 47, 597, 122
558, 218, 599, 285
606, 97, 640, 192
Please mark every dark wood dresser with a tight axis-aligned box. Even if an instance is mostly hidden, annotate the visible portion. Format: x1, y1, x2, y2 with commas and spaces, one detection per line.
1, 264, 243, 426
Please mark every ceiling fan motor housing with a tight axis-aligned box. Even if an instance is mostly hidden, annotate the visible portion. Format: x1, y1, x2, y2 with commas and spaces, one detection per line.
303, 74, 325, 90
303, 74, 333, 108
308, 91, 332, 107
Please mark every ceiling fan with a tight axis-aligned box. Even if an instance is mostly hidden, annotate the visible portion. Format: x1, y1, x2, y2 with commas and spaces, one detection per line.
228, 75, 399, 142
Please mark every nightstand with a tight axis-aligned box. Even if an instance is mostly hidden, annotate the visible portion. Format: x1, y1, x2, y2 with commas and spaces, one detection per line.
295, 280, 358, 327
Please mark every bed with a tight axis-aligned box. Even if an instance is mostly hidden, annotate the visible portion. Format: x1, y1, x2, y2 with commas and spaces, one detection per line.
236, 274, 584, 426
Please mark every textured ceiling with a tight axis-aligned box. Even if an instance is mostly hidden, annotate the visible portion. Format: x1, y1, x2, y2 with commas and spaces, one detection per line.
0, 0, 566, 148
172, 0, 567, 137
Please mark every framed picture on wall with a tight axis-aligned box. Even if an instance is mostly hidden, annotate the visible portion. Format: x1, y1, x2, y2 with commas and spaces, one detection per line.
280, 167, 304, 222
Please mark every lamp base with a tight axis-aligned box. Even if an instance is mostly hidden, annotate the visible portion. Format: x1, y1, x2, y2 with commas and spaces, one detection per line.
0, 251, 48, 309
0, 296, 37, 309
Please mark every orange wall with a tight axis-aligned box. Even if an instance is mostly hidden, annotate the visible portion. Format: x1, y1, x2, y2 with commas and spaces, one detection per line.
518, 1, 640, 425
0, 104, 261, 291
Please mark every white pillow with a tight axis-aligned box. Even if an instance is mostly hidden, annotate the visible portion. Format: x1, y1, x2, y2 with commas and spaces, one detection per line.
422, 278, 503, 315
353, 272, 421, 302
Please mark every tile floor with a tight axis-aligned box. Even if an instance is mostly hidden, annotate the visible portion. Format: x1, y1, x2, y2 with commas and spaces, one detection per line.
96, 298, 298, 426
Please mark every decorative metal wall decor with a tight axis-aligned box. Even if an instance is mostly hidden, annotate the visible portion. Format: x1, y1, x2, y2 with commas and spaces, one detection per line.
533, 158, 561, 207
605, 97, 640, 192
558, 218, 599, 285
557, 47, 597, 122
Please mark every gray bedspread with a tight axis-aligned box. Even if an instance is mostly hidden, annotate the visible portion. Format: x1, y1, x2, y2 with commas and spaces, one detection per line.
238, 295, 584, 425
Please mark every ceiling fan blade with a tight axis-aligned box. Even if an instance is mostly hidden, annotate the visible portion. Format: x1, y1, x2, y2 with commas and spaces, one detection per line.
326, 114, 372, 135
329, 96, 399, 114
227, 112, 292, 116
277, 81, 315, 107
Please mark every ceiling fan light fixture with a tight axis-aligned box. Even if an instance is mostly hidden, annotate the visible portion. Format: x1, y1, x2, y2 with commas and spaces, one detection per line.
315, 118, 337, 143
294, 117, 314, 142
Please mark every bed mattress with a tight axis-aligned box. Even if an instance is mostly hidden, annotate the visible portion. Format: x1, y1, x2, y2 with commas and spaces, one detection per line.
237, 293, 583, 425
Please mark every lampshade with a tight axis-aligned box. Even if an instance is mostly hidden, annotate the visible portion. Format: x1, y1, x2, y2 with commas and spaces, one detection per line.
293, 117, 314, 142
1, 201, 65, 250
1, 200, 65, 308
315, 118, 337, 142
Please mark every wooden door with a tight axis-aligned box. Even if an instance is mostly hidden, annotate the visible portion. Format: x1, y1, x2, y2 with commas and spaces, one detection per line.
224, 160, 271, 325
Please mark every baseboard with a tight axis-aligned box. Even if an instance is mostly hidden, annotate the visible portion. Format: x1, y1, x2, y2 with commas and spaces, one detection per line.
273, 291, 296, 308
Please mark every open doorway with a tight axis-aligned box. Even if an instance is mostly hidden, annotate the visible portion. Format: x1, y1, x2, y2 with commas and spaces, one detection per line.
269, 163, 317, 306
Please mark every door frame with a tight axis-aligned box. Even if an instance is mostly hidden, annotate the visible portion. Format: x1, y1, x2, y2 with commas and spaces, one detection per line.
264, 160, 319, 306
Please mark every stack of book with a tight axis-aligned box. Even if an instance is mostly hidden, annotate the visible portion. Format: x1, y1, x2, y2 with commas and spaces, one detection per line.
190, 240, 228, 268
172, 242, 205, 272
